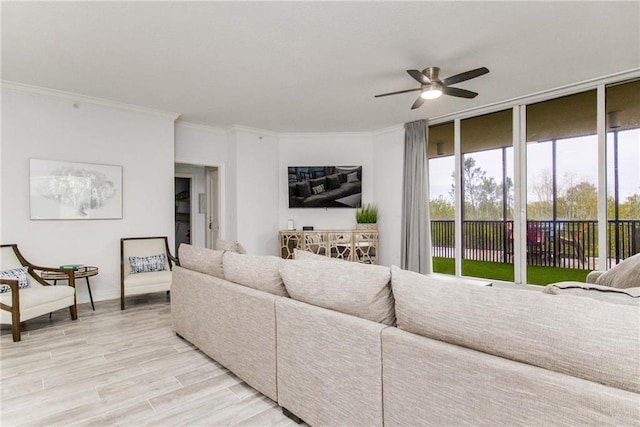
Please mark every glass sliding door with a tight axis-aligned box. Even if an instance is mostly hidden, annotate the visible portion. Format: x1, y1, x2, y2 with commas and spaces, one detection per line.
428, 122, 455, 274
606, 80, 640, 267
526, 90, 597, 284
460, 109, 514, 282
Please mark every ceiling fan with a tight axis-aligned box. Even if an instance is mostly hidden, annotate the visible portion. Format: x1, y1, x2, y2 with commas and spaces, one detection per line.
375, 66, 489, 110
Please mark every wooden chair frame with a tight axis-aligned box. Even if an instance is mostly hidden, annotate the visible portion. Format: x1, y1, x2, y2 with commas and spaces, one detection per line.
0, 244, 78, 342
120, 236, 179, 310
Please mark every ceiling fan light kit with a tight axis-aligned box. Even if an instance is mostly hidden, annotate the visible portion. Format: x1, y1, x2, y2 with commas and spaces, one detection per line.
375, 66, 490, 109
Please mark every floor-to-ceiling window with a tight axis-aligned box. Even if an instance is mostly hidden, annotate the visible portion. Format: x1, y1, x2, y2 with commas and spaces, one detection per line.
427, 77, 640, 286
428, 122, 455, 274
460, 110, 514, 282
526, 90, 598, 284
606, 80, 640, 267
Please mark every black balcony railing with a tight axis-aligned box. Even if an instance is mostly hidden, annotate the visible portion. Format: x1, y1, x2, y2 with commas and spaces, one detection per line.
431, 219, 640, 270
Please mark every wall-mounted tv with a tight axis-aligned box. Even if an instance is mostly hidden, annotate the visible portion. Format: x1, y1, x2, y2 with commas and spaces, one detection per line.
288, 166, 362, 208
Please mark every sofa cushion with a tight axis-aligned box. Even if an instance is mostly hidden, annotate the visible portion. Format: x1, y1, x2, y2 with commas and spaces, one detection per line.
296, 181, 311, 198
280, 260, 395, 325
595, 252, 640, 289
178, 244, 224, 279
347, 172, 359, 182
129, 254, 166, 273
544, 281, 640, 306
390, 265, 640, 393
326, 174, 341, 190
311, 183, 326, 195
223, 251, 288, 297
308, 177, 326, 190
0, 267, 30, 292
215, 239, 247, 254
293, 248, 339, 261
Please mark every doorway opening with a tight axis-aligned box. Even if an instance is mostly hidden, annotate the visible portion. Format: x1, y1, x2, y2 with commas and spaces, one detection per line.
175, 163, 223, 251
175, 176, 192, 254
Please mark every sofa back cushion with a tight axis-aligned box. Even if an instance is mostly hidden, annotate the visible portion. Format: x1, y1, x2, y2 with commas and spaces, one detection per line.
390, 266, 640, 393
595, 252, 640, 289
280, 260, 395, 325
223, 251, 288, 297
178, 244, 225, 279
215, 238, 247, 254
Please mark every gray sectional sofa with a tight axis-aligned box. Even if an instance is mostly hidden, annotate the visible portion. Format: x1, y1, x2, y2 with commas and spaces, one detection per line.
171, 244, 640, 426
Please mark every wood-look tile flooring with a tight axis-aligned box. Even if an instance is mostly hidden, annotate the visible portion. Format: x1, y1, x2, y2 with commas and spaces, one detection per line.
1, 294, 298, 426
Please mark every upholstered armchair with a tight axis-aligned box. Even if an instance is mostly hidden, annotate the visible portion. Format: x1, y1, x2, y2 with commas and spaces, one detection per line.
0, 244, 77, 342
120, 236, 179, 310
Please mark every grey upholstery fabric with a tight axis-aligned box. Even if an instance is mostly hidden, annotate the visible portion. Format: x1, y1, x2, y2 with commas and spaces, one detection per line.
215, 238, 247, 254
276, 297, 387, 427
223, 251, 288, 297
280, 259, 395, 325
177, 244, 224, 278
382, 328, 640, 427
171, 266, 279, 401
390, 266, 640, 393
544, 281, 640, 306
595, 252, 640, 289
401, 119, 431, 274
293, 248, 338, 261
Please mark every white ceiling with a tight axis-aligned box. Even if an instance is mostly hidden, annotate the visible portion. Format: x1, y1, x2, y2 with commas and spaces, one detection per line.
2, 1, 639, 133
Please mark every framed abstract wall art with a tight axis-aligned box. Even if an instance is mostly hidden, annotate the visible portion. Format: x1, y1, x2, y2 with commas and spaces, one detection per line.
30, 159, 123, 220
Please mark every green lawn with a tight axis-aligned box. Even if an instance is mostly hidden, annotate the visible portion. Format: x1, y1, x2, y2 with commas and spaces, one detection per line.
432, 257, 589, 286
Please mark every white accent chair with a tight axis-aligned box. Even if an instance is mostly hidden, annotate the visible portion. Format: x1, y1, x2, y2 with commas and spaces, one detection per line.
120, 236, 179, 310
0, 244, 77, 342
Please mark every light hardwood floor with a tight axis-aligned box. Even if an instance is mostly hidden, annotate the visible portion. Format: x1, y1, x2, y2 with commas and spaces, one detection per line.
1, 294, 298, 426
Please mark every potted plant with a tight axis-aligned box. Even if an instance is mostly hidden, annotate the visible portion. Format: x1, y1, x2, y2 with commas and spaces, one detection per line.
355, 203, 378, 230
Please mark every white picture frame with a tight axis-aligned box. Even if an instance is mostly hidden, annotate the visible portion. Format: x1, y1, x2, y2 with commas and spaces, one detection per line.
30, 159, 123, 220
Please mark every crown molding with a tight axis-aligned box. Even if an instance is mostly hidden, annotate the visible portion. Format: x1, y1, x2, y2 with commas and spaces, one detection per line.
280, 130, 374, 139
1, 80, 181, 120
175, 120, 227, 135
371, 124, 403, 137
226, 124, 280, 138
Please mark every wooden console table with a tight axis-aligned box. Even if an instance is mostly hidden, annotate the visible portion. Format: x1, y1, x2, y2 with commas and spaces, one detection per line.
279, 230, 378, 264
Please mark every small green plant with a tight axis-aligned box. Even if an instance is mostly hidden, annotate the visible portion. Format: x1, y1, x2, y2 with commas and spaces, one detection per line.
356, 203, 378, 224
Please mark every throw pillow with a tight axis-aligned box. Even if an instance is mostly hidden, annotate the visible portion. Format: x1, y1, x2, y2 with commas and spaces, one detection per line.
296, 181, 311, 198
280, 259, 395, 325
308, 177, 326, 190
215, 239, 247, 254
129, 254, 166, 274
595, 252, 640, 289
223, 251, 288, 296
543, 281, 640, 306
0, 267, 30, 293
347, 172, 359, 183
178, 244, 224, 279
326, 174, 341, 190
311, 183, 325, 195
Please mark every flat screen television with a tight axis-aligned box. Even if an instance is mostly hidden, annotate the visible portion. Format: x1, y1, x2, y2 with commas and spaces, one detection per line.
288, 166, 362, 208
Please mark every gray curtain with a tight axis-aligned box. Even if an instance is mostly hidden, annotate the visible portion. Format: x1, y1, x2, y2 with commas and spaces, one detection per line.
401, 119, 431, 273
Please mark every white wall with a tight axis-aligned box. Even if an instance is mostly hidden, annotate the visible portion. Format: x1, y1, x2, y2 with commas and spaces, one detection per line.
234, 128, 280, 255
1, 86, 177, 304
279, 133, 375, 232
372, 126, 404, 267
174, 122, 229, 247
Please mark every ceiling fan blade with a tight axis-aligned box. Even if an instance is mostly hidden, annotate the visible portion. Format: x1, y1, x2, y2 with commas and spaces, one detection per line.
443, 67, 489, 86
374, 88, 421, 98
407, 69, 431, 85
442, 86, 478, 99
411, 95, 426, 110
